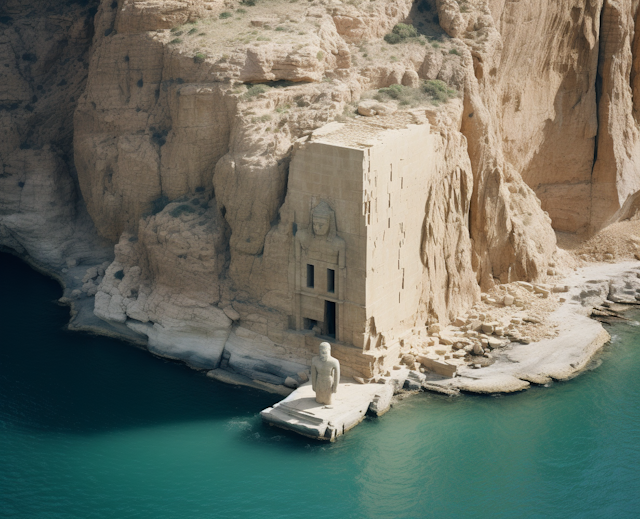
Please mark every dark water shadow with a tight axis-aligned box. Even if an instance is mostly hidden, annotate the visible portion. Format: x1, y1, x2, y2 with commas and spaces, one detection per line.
0, 253, 278, 436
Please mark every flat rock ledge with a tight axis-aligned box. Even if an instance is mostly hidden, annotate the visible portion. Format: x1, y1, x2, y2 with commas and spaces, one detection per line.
54, 252, 640, 441
261, 380, 394, 441
262, 261, 640, 441
428, 261, 640, 394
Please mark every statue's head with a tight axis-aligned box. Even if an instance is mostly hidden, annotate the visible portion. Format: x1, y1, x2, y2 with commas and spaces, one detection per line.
319, 342, 331, 361
311, 201, 333, 237
313, 214, 330, 237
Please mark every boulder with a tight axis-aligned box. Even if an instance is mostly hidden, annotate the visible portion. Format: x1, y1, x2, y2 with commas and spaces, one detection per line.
357, 100, 397, 117
401, 70, 420, 88
468, 320, 483, 332
452, 316, 466, 327
481, 323, 495, 334
401, 354, 417, 369
284, 377, 299, 389
488, 338, 505, 348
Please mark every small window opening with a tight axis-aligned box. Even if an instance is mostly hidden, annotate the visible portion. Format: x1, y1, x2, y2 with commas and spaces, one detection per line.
327, 269, 335, 293
307, 264, 315, 288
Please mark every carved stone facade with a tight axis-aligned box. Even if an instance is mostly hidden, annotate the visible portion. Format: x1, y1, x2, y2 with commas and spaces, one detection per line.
280, 118, 476, 379
294, 201, 346, 339
285, 138, 368, 359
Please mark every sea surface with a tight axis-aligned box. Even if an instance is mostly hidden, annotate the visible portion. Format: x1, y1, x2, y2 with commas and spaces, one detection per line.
1, 252, 639, 519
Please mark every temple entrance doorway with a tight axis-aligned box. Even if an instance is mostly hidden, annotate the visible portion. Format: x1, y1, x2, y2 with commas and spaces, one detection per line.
324, 300, 336, 338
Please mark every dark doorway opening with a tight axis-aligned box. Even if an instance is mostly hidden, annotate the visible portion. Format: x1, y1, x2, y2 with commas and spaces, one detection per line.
324, 300, 336, 338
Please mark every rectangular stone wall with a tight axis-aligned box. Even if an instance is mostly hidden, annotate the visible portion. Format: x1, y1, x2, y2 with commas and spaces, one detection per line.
364, 125, 436, 345
287, 141, 367, 347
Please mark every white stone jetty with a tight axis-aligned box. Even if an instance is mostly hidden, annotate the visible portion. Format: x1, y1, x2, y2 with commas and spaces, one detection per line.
261, 379, 394, 441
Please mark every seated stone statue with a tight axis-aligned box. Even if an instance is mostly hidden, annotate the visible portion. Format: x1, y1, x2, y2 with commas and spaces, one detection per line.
311, 342, 340, 405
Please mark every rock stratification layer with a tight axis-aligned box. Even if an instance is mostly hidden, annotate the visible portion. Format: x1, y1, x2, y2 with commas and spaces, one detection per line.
2, 0, 640, 387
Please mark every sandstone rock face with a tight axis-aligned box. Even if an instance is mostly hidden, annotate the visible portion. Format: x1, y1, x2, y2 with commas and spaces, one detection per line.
441, 1, 557, 288
3, 0, 640, 385
115, 0, 222, 34
492, 0, 601, 234
417, 102, 480, 323
591, 0, 640, 231
1, 149, 79, 267
93, 195, 232, 368
462, 0, 640, 235
0, 0, 111, 271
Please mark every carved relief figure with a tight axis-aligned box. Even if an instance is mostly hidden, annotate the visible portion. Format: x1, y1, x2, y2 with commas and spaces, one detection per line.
295, 201, 346, 275
294, 201, 346, 338
311, 342, 340, 404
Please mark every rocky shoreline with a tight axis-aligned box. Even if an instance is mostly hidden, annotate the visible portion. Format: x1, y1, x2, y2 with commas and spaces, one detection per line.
404, 261, 640, 395
4, 0, 640, 403
13, 239, 637, 399
261, 259, 640, 440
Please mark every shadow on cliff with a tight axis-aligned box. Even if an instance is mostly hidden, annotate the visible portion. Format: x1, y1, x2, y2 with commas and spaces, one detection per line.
0, 253, 280, 437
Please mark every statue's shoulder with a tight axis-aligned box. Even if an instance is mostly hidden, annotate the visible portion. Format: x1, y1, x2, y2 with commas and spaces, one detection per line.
332, 235, 346, 249
329, 356, 340, 367
296, 228, 311, 242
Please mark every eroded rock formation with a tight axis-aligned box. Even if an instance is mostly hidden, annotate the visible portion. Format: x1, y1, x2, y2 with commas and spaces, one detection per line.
2, 0, 640, 386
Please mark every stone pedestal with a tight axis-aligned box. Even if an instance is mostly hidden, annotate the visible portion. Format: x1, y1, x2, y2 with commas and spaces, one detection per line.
261, 380, 393, 441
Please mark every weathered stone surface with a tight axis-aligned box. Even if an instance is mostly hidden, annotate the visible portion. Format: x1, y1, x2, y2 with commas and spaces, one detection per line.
4, 0, 640, 403
261, 380, 394, 441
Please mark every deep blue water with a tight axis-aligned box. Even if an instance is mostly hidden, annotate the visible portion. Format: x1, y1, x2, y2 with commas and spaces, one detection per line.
1, 252, 639, 518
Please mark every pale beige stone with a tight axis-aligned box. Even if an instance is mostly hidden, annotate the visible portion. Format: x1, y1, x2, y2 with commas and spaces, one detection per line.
6, 0, 640, 398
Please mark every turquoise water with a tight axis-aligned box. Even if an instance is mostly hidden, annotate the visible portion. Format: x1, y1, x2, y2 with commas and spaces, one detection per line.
1, 252, 639, 519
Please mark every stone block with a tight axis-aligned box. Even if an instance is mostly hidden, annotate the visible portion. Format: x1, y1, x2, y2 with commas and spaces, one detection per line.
284, 376, 299, 389
417, 355, 457, 377
481, 323, 495, 334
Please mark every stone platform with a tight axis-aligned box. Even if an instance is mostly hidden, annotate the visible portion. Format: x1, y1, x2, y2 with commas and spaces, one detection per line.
260, 380, 394, 441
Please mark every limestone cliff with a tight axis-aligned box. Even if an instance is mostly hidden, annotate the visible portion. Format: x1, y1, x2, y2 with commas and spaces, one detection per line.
2, 0, 640, 386
0, 0, 111, 270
